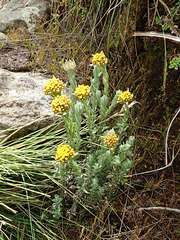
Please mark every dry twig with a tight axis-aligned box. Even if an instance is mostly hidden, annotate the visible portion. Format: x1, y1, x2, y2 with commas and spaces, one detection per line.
133, 31, 180, 43
138, 207, 180, 214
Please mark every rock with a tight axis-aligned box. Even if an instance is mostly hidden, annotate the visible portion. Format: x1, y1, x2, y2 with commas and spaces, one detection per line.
0, 1, 9, 11
0, 32, 7, 41
0, 68, 60, 140
0, 43, 30, 71
0, 0, 52, 33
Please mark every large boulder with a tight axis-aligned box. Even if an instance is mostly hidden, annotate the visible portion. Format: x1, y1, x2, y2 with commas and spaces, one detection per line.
0, 68, 60, 140
0, 0, 53, 33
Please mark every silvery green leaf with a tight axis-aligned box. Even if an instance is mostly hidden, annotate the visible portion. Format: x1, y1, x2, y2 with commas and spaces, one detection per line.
122, 160, 132, 172
112, 155, 121, 165
100, 95, 109, 118
111, 90, 120, 106
96, 90, 101, 102
119, 144, 131, 152
98, 72, 102, 77
75, 101, 84, 113
128, 136, 135, 145
100, 95, 109, 107
105, 90, 121, 118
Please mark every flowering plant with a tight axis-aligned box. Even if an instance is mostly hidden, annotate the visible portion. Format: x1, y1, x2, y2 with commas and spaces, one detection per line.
51, 95, 71, 113
44, 52, 135, 212
44, 77, 65, 96
74, 84, 90, 101
55, 144, 75, 162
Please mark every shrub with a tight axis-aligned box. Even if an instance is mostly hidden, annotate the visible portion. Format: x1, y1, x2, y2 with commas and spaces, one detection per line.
44, 52, 135, 213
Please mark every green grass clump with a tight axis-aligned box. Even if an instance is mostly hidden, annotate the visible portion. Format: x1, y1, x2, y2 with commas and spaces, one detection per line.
0, 120, 70, 239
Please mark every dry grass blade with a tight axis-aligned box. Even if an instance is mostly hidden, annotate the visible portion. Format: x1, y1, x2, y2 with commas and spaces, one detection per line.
133, 31, 180, 43
0, 201, 17, 214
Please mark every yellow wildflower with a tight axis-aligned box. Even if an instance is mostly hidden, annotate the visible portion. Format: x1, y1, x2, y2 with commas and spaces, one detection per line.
104, 133, 118, 148
62, 60, 76, 71
51, 95, 71, 114
118, 91, 133, 103
92, 51, 107, 66
74, 84, 90, 101
44, 77, 65, 95
55, 144, 75, 162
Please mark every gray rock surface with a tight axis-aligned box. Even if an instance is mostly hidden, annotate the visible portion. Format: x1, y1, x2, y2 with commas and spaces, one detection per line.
0, 68, 59, 139
0, 1, 9, 10
0, 0, 52, 33
0, 44, 30, 71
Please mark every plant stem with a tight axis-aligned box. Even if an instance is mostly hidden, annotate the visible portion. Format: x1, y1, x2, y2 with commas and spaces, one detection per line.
102, 67, 109, 96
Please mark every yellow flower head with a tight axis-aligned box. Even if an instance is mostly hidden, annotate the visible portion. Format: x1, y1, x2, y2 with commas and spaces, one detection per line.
55, 144, 75, 162
62, 60, 76, 71
92, 51, 107, 66
74, 84, 90, 101
104, 133, 118, 148
44, 77, 65, 95
118, 91, 133, 103
51, 95, 71, 114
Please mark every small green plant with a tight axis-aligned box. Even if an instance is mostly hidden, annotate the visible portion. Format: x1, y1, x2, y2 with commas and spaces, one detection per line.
44, 51, 135, 211
170, 0, 180, 21
155, 16, 171, 31
175, 229, 180, 236
155, 1, 180, 33
52, 194, 63, 219
51, 13, 60, 31
169, 56, 180, 70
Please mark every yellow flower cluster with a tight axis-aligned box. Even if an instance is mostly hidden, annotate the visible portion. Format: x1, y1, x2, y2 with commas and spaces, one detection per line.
118, 91, 133, 103
44, 77, 65, 95
51, 95, 71, 113
74, 84, 90, 101
92, 51, 107, 66
55, 144, 75, 162
104, 133, 118, 148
